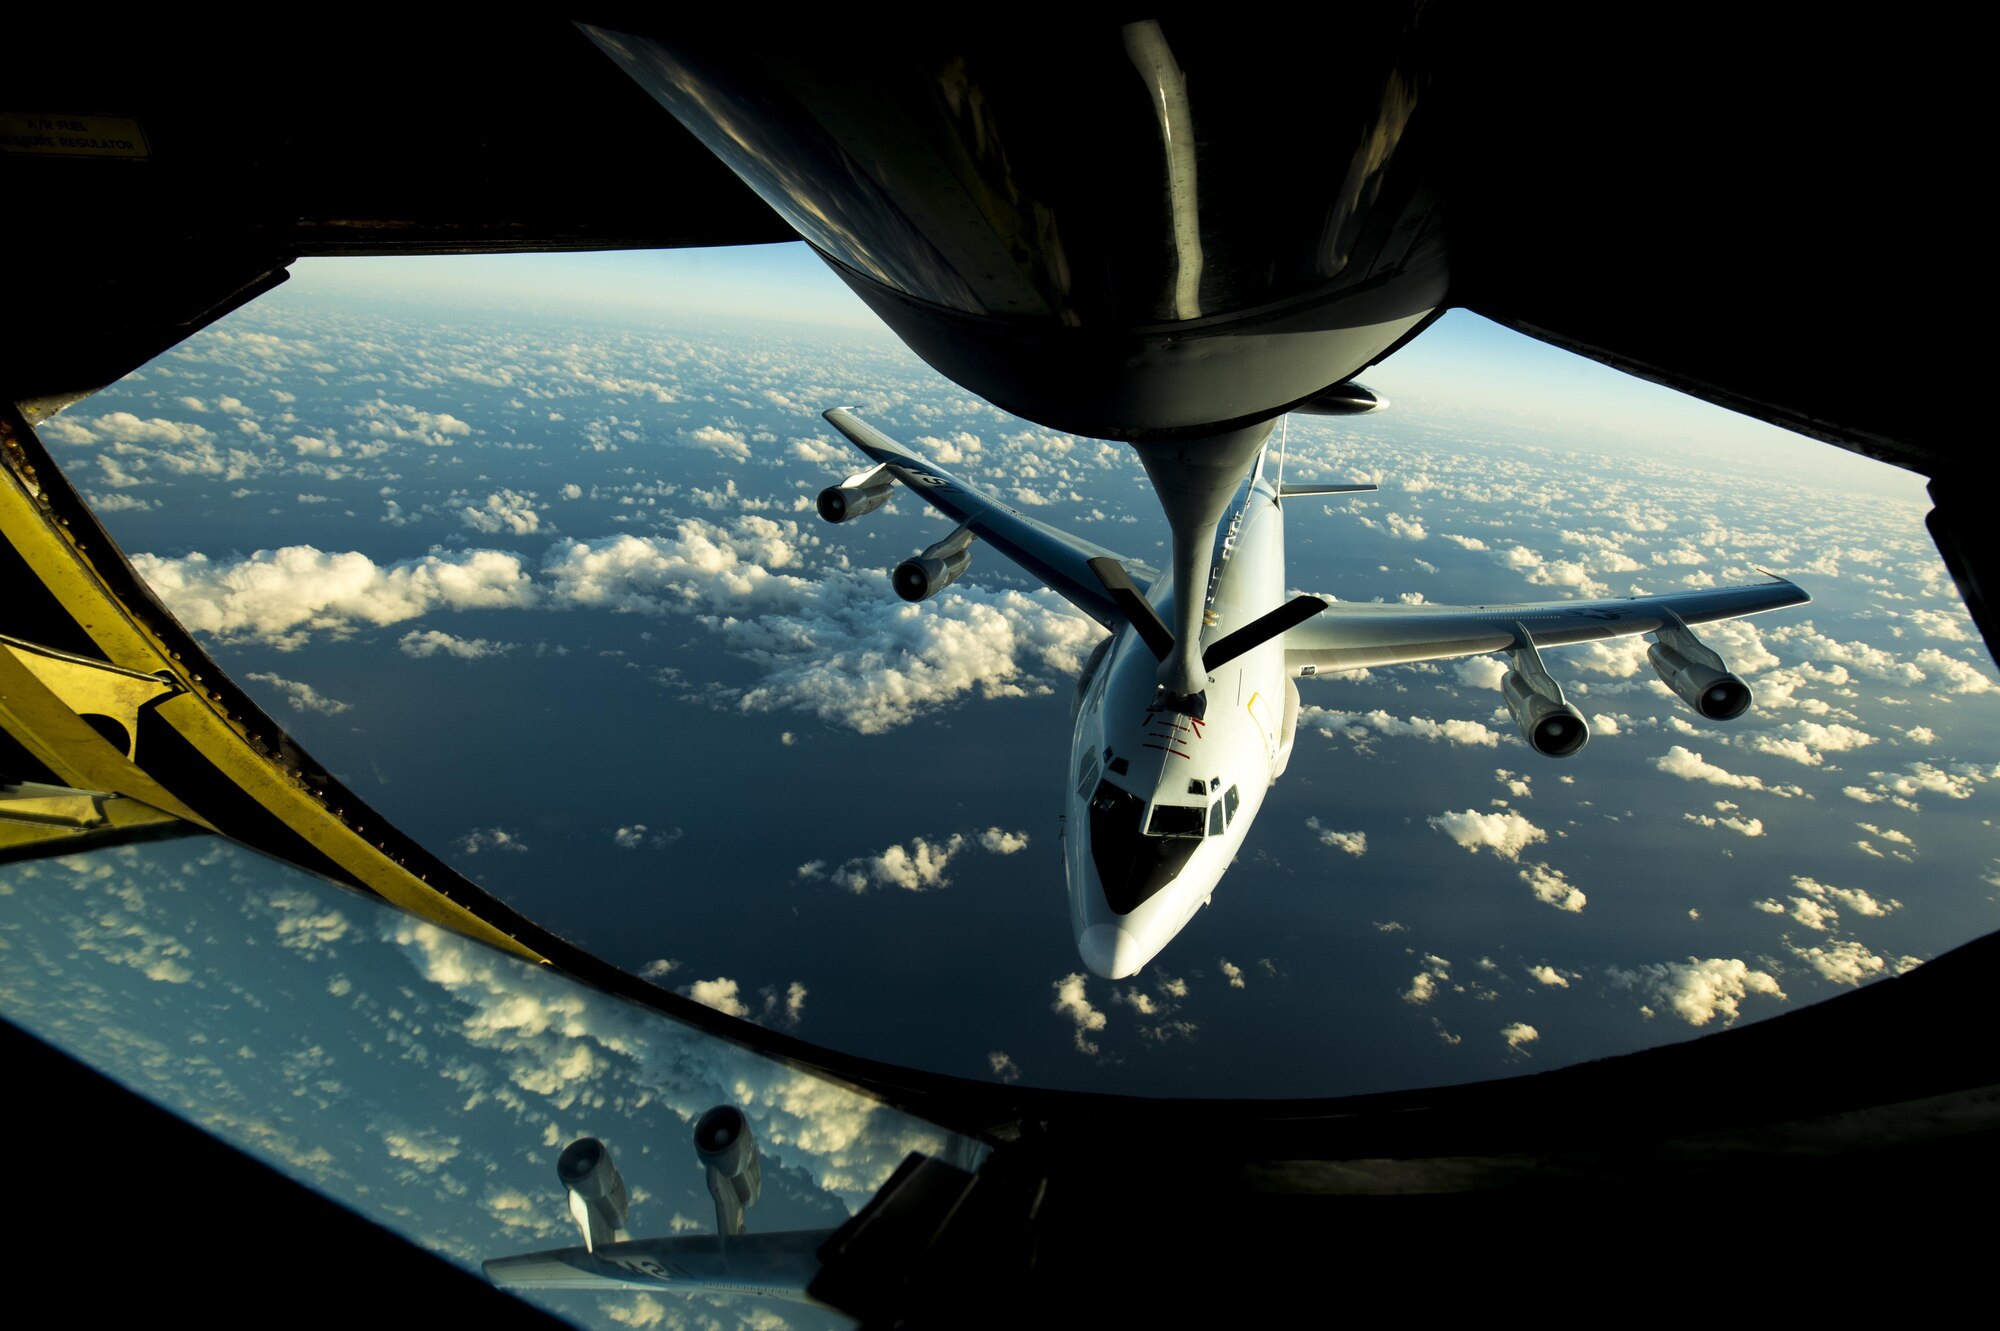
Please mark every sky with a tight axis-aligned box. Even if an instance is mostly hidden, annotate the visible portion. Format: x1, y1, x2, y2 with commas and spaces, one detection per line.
4, 243, 1996, 1329
299, 245, 1930, 501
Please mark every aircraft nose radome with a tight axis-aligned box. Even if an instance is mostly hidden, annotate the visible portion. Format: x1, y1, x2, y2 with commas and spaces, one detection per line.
1079, 924, 1146, 979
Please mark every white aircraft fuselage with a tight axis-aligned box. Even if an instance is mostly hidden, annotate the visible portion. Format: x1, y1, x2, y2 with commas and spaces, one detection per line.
818, 405, 1808, 987
1064, 450, 1292, 979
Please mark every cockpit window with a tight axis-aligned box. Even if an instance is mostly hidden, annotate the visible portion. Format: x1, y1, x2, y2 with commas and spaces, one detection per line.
1090, 780, 1202, 915
1076, 753, 1100, 799
1208, 801, 1225, 836
1147, 804, 1207, 838
1186, 778, 1206, 796
1224, 784, 1241, 825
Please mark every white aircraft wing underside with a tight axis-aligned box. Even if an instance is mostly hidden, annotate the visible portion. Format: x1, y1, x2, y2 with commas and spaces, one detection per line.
824, 408, 1156, 628
1284, 576, 1811, 674
485, 1229, 828, 1297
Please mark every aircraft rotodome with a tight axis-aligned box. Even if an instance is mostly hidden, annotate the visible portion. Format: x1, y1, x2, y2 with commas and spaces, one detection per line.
818, 408, 1810, 978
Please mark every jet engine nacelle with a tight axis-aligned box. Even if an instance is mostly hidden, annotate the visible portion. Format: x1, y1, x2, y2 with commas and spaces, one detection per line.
816, 464, 894, 524
694, 1104, 762, 1237
892, 525, 975, 602
1291, 378, 1384, 415
1503, 670, 1590, 758
1648, 642, 1752, 720
556, 1137, 629, 1252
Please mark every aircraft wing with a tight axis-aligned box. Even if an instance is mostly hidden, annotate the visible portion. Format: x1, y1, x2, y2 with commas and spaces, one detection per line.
823, 409, 1155, 628
484, 1229, 830, 1299
1284, 576, 1811, 675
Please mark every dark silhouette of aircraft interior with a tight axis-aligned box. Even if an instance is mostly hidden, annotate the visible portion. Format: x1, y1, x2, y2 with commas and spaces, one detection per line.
1, 11, 1990, 1322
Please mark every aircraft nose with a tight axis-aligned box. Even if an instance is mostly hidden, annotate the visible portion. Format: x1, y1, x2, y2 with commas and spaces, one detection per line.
1078, 923, 1146, 979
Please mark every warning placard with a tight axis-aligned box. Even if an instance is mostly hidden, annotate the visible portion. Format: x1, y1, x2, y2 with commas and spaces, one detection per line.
1, 112, 150, 159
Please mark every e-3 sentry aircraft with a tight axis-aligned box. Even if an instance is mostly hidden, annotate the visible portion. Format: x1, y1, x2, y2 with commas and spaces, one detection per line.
820, 406, 1810, 981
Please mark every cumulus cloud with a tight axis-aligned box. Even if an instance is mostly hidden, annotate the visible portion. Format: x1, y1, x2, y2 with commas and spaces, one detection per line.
1569, 637, 1652, 678
246, 671, 352, 716
978, 827, 1029, 855
1429, 808, 1548, 861
775, 981, 808, 1028
382, 1128, 461, 1172
383, 916, 958, 1204
683, 976, 750, 1018
1526, 965, 1570, 988
1052, 973, 1108, 1053
987, 1051, 1021, 1083
1653, 746, 1805, 797
1853, 824, 1915, 862
790, 437, 848, 465
90, 411, 218, 448
1454, 656, 1508, 690
353, 397, 473, 446
1307, 707, 1500, 748
687, 424, 750, 462
729, 582, 1103, 734
677, 977, 808, 1027
1110, 980, 1198, 1043
1500, 1022, 1539, 1052
1787, 941, 1876, 985
1219, 959, 1246, 990
1746, 721, 1878, 766
1843, 760, 1998, 810
613, 825, 684, 850
542, 518, 818, 614
1700, 618, 1782, 674
1609, 957, 1786, 1026
819, 834, 965, 893
1402, 954, 1450, 1004
1519, 862, 1587, 912
1305, 817, 1367, 856
458, 828, 527, 855
1682, 811, 1764, 836
1767, 623, 1925, 685
266, 885, 352, 955
1792, 874, 1902, 918
132, 546, 536, 650
1912, 648, 1997, 694
459, 489, 543, 536
1500, 544, 1610, 597
398, 629, 516, 660
543, 516, 1103, 732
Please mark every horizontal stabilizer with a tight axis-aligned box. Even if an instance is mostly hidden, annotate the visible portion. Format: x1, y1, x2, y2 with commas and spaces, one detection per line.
1279, 483, 1378, 497
1203, 595, 1327, 671
1087, 557, 1175, 661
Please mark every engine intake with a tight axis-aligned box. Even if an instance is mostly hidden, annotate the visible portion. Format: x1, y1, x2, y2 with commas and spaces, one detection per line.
1649, 621, 1752, 720
556, 1137, 629, 1251
893, 525, 975, 602
817, 464, 894, 523
1503, 670, 1590, 758
694, 1104, 762, 1237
